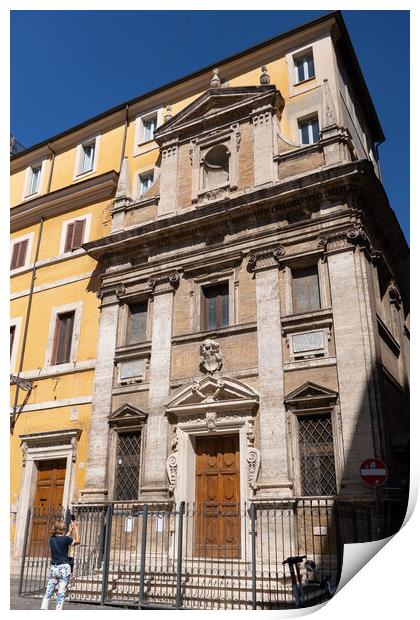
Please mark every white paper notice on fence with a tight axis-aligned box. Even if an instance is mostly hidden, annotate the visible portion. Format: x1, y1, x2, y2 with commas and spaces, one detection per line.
125, 515, 134, 533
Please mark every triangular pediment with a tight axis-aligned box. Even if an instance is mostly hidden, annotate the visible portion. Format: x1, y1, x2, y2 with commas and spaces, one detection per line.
284, 382, 338, 407
165, 375, 259, 415
155, 86, 278, 142
108, 403, 148, 426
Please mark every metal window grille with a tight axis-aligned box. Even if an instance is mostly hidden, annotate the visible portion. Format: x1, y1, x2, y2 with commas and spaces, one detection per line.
298, 414, 337, 495
114, 431, 141, 501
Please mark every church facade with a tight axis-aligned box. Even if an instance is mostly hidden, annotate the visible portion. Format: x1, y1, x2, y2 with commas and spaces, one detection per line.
11, 13, 409, 593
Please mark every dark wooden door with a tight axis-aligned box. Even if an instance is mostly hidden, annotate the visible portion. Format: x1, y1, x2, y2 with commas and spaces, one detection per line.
194, 434, 240, 558
31, 460, 66, 555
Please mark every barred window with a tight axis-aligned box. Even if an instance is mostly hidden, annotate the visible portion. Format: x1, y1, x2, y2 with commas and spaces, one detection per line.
114, 431, 141, 501
298, 413, 337, 496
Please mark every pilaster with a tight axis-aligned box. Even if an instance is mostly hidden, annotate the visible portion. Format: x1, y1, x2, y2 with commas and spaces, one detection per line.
248, 247, 292, 497
251, 105, 275, 186
321, 229, 376, 495
79, 287, 120, 503
140, 272, 179, 500
158, 140, 179, 216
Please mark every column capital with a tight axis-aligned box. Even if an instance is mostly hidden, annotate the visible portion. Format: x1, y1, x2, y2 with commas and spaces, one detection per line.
247, 246, 285, 272
97, 283, 126, 306
318, 225, 373, 257
148, 271, 180, 296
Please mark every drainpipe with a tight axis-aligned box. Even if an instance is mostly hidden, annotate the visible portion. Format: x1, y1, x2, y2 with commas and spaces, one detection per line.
46, 143, 56, 193
119, 105, 129, 172
11, 217, 44, 433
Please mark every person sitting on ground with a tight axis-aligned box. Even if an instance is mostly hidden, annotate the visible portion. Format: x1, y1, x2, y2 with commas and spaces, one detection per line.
40, 518, 80, 610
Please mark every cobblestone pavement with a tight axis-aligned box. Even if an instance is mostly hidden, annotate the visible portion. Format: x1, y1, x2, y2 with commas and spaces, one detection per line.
10, 578, 118, 610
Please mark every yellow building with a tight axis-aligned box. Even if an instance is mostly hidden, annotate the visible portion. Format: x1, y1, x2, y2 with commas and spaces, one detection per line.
11, 12, 408, 595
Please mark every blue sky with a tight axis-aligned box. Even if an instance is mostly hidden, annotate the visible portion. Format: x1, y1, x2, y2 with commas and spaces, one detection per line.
10, 10, 409, 240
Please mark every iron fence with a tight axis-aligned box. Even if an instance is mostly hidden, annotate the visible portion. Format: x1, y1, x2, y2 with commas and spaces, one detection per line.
18, 498, 374, 609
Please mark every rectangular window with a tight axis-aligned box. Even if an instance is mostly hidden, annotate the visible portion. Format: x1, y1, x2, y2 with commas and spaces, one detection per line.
80, 142, 95, 173
292, 266, 321, 314
298, 413, 337, 496
114, 431, 141, 501
126, 301, 148, 344
10, 239, 29, 270
10, 326, 16, 359
28, 165, 42, 195
64, 219, 86, 252
139, 172, 154, 197
142, 115, 157, 142
295, 52, 315, 83
299, 116, 320, 145
201, 282, 229, 331
52, 311, 75, 365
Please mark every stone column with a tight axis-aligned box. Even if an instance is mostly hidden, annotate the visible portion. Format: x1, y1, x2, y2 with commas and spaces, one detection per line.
249, 248, 292, 498
158, 141, 179, 216
322, 230, 376, 495
140, 272, 179, 500
251, 106, 274, 186
80, 288, 120, 503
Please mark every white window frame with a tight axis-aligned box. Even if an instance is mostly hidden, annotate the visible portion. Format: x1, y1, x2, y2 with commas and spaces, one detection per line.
298, 114, 320, 146
44, 301, 83, 369
10, 316, 23, 373
294, 50, 315, 84
59, 213, 92, 256
22, 159, 47, 200
139, 171, 154, 197
133, 108, 163, 155
74, 134, 101, 179
10, 232, 34, 274
132, 167, 156, 200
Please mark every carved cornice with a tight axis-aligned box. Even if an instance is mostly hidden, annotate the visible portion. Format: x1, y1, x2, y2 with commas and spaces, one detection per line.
247, 245, 285, 271
148, 271, 180, 295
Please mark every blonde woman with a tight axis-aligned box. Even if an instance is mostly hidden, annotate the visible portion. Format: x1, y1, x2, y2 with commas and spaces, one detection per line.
40, 518, 80, 610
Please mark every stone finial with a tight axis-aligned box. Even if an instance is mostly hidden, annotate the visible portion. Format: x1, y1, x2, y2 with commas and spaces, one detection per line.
260, 65, 270, 85
164, 105, 172, 123
210, 68, 221, 88
322, 78, 338, 129
115, 157, 131, 200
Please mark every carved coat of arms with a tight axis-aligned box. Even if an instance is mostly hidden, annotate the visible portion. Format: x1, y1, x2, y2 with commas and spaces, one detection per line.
199, 339, 222, 375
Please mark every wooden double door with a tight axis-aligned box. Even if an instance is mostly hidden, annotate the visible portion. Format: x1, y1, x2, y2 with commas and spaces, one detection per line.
31, 459, 66, 555
194, 434, 241, 558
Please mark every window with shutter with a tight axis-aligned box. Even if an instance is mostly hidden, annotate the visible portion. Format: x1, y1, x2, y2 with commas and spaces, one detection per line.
292, 266, 321, 314
10, 239, 29, 270
201, 282, 229, 331
52, 312, 75, 365
64, 219, 86, 252
126, 301, 148, 344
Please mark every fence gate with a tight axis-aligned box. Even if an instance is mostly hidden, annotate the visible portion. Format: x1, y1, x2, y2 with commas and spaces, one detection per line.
18, 499, 374, 609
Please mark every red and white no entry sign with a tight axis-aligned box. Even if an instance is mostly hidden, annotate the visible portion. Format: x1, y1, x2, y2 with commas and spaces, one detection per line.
360, 458, 388, 486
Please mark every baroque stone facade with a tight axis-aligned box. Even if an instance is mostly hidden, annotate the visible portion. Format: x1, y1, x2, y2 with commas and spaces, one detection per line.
79, 72, 409, 527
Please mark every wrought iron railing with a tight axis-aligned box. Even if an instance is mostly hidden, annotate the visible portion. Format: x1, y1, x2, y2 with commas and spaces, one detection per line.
18, 498, 374, 609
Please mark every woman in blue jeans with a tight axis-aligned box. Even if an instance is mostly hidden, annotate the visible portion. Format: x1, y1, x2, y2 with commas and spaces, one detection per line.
41, 518, 80, 610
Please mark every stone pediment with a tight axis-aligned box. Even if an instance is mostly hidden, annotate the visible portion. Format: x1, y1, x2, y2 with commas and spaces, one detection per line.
108, 403, 148, 427
165, 375, 259, 416
154, 86, 279, 143
284, 382, 338, 411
